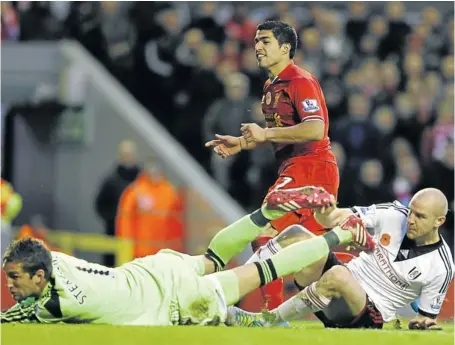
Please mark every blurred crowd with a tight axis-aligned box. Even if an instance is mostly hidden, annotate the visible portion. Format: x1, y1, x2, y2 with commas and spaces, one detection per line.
2, 2, 454, 246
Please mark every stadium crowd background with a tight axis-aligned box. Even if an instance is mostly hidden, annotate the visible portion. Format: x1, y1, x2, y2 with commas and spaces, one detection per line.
1, 1, 454, 251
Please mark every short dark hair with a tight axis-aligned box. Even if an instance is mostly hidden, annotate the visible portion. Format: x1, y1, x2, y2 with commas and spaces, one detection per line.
3, 238, 52, 280
257, 21, 298, 59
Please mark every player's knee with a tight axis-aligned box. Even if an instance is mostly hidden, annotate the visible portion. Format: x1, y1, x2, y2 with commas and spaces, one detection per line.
275, 225, 314, 248
325, 266, 351, 286
317, 265, 351, 298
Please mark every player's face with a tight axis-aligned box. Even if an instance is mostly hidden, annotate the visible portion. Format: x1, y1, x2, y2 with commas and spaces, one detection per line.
3, 262, 44, 301
406, 200, 440, 240
254, 30, 288, 69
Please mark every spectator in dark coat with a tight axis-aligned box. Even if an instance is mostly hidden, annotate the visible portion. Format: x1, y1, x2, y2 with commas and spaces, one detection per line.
95, 140, 140, 266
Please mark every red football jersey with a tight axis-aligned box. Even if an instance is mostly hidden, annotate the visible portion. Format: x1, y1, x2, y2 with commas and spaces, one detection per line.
262, 62, 334, 165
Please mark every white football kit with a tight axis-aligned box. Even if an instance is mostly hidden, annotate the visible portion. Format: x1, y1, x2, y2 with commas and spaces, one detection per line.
346, 201, 454, 322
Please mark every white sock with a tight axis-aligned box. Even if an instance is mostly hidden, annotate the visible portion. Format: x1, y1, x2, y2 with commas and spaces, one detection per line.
272, 294, 309, 324
272, 282, 331, 323
245, 239, 283, 264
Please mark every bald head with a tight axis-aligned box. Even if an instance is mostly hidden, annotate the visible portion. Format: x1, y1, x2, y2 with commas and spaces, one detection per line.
410, 188, 448, 217
407, 188, 448, 243
118, 140, 137, 166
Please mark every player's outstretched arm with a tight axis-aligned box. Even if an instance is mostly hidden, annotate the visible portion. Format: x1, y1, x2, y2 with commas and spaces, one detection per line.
410, 268, 453, 331
205, 134, 257, 159
240, 121, 324, 145
265, 121, 324, 144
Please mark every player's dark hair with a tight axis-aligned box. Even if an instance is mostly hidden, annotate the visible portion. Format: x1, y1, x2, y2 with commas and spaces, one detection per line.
3, 237, 52, 280
257, 21, 298, 59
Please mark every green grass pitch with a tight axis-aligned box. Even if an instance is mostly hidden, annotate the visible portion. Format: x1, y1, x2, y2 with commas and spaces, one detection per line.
2, 320, 453, 345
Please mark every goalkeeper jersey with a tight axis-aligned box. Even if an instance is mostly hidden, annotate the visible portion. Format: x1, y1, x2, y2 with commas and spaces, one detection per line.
1, 251, 203, 325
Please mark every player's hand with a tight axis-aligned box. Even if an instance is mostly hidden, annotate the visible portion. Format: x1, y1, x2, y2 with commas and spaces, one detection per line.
240, 123, 267, 144
339, 215, 374, 251
408, 316, 442, 330
313, 194, 337, 214
205, 134, 241, 159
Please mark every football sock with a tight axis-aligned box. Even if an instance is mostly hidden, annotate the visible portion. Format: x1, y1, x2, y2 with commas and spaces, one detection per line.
248, 237, 283, 309
246, 238, 282, 264
272, 282, 331, 323
253, 228, 345, 286
260, 204, 287, 222
330, 226, 354, 244
212, 270, 240, 306
205, 209, 277, 272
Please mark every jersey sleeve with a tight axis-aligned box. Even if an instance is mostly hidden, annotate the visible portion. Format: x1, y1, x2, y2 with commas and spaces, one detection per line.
290, 78, 324, 123
349, 204, 380, 230
418, 255, 454, 318
1, 297, 39, 323
349, 201, 408, 235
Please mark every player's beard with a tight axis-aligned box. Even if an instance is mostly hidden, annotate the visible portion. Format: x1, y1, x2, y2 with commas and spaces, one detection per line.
257, 57, 267, 68
257, 55, 274, 69
260, 57, 282, 74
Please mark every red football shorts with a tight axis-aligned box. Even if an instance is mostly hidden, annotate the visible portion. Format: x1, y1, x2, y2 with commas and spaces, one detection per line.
263, 156, 339, 236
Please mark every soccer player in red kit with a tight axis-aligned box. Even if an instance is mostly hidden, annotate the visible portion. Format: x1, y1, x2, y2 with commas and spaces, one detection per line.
205, 21, 340, 310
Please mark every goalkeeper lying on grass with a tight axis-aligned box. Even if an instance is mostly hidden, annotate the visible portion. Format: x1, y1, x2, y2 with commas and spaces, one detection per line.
1, 186, 371, 326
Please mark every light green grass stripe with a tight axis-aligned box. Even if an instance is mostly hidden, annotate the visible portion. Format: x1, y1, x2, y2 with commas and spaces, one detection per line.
1, 321, 453, 345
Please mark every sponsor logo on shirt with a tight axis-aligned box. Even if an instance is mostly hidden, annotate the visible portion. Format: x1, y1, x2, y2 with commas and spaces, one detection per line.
264, 112, 283, 127
373, 246, 409, 290
301, 99, 320, 113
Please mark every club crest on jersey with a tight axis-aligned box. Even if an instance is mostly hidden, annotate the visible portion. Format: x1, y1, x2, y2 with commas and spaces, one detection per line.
407, 266, 422, 280
265, 92, 272, 105
301, 99, 320, 113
